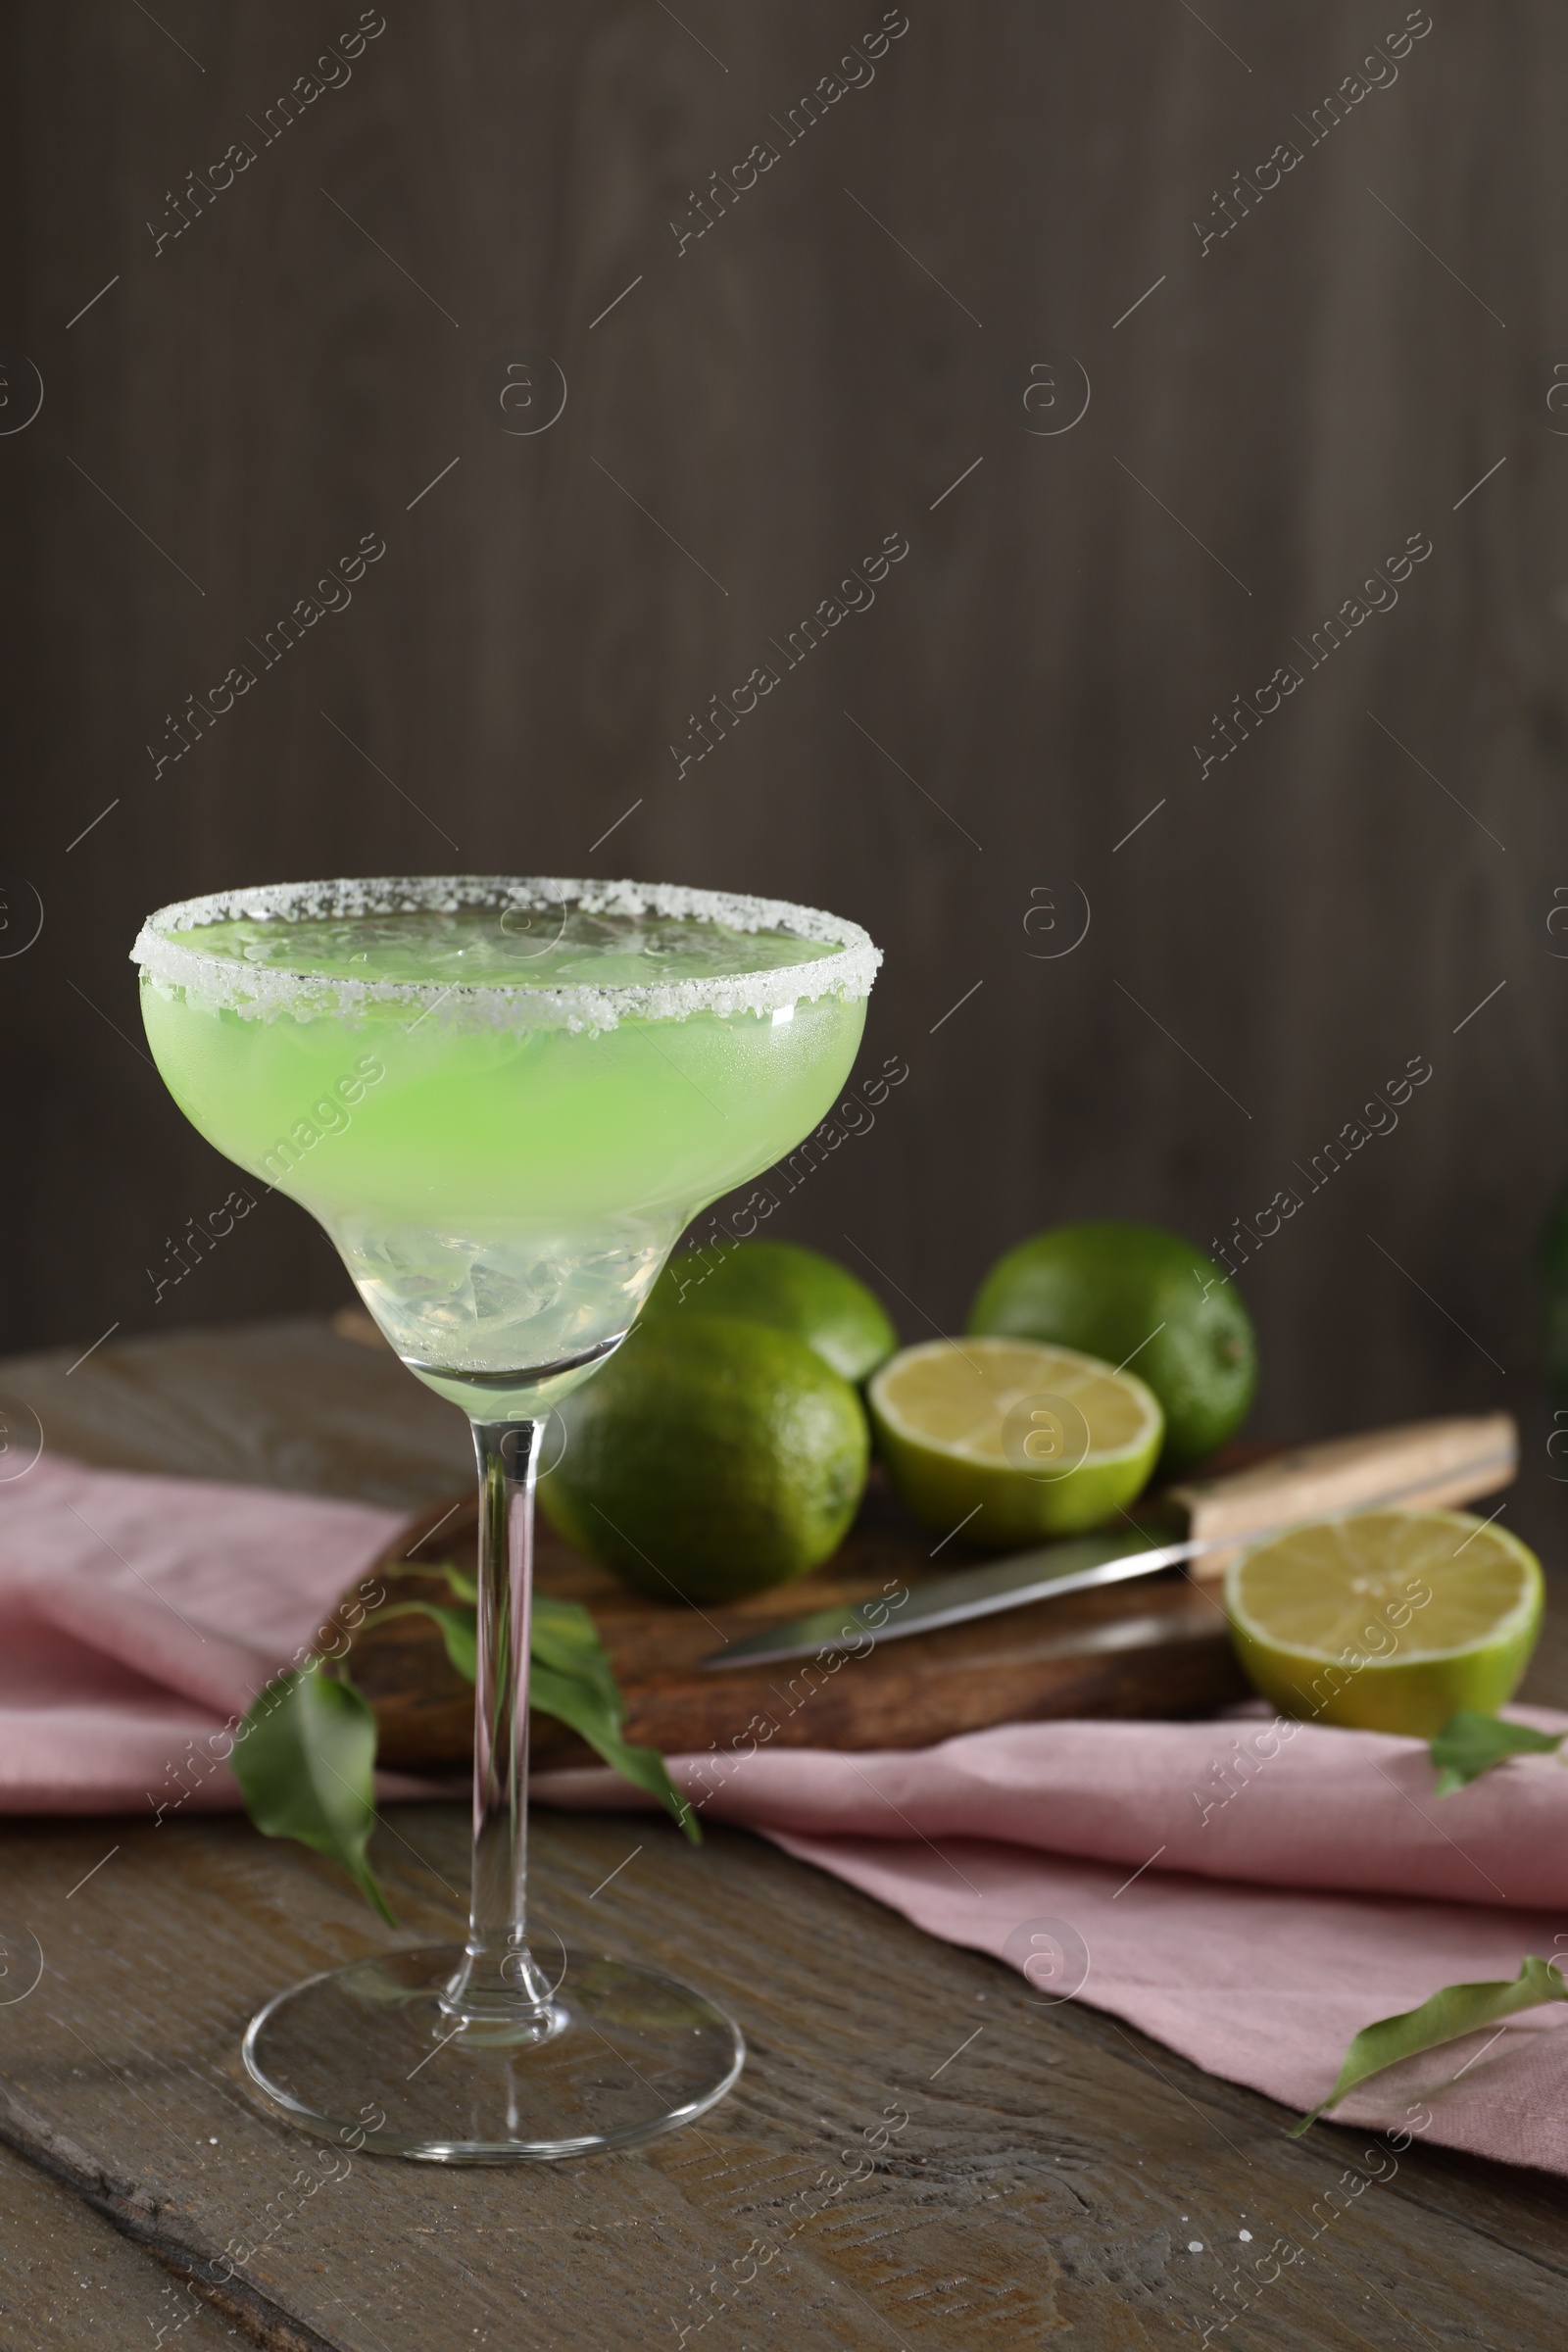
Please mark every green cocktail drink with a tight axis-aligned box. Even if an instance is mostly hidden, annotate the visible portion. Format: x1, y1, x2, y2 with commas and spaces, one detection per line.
130, 875, 881, 2164
134, 878, 874, 1416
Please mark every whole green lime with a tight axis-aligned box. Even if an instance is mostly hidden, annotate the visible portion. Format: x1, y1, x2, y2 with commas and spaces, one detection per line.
966, 1221, 1256, 1473
538, 1314, 869, 1602
644, 1239, 896, 1383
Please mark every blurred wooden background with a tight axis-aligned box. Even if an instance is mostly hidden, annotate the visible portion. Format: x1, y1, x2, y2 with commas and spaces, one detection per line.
2, 0, 1565, 1468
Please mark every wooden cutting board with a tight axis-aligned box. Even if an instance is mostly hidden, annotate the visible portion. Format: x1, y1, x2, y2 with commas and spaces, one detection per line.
348, 1466, 1252, 1771
343, 1413, 1516, 1769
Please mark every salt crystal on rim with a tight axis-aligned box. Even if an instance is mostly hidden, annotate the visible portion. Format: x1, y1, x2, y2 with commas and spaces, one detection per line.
130, 875, 881, 1035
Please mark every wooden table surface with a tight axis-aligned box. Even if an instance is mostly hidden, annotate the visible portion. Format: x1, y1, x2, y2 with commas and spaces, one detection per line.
1, 1317, 1565, 2352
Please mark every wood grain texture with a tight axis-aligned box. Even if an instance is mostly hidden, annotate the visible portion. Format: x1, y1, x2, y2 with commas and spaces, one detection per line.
3, 0, 1568, 1469
4, 1804, 1568, 2352
0, 1317, 472, 1509
0, 2138, 246, 2350
0, 1324, 1566, 2347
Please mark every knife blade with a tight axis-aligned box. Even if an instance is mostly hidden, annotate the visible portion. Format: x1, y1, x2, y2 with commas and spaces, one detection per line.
699, 1413, 1517, 1670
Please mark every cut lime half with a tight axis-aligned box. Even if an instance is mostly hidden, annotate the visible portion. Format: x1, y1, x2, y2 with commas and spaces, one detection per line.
1225, 1509, 1544, 1737
867, 1336, 1163, 1546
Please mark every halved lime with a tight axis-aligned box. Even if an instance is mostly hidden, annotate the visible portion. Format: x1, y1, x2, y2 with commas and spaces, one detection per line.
866, 1337, 1164, 1546
1225, 1509, 1544, 1737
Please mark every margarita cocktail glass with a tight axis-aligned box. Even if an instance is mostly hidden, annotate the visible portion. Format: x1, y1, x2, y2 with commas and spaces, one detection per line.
131, 876, 880, 2161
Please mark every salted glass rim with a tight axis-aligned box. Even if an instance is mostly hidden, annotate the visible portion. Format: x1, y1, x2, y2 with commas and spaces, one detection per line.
129, 874, 882, 1032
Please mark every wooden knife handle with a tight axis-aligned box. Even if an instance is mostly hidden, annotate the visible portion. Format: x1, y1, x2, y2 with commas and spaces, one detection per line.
1169, 1413, 1518, 1579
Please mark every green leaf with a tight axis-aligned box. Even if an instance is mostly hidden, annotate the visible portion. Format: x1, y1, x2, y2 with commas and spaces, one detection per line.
531, 1593, 621, 1707
528, 1660, 698, 1841
231, 1663, 396, 1925
381, 1557, 477, 1604
374, 1598, 478, 1682
236, 1586, 694, 1910
1292, 1956, 1568, 2135
528, 1594, 699, 1844
1430, 1709, 1565, 1796
367, 1588, 698, 1843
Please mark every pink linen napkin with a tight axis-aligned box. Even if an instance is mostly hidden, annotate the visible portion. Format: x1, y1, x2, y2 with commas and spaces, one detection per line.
9, 1453, 1568, 2172
0, 1454, 404, 1816
533, 1718, 1568, 2175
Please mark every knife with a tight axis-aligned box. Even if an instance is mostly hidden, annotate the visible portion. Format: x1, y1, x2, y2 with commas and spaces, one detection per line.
699, 1413, 1517, 1670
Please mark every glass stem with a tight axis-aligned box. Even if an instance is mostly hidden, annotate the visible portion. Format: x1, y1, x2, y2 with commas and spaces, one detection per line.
441, 1417, 556, 2025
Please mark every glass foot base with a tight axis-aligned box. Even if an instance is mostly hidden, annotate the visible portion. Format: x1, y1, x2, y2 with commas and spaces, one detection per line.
241, 1945, 745, 2163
